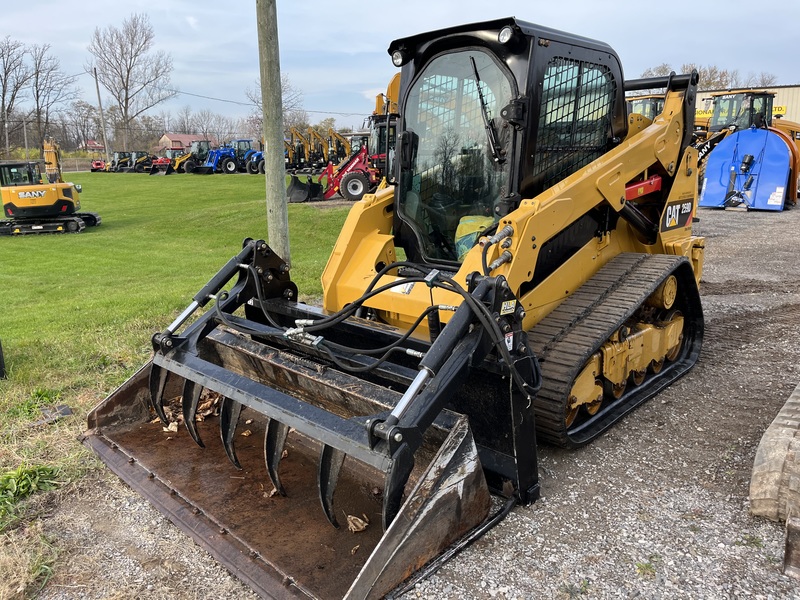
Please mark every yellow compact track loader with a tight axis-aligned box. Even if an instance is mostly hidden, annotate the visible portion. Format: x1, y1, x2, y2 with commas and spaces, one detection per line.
83, 17, 705, 599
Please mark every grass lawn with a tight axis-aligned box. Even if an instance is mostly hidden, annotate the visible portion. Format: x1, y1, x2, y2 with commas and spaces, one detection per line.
0, 171, 350, 545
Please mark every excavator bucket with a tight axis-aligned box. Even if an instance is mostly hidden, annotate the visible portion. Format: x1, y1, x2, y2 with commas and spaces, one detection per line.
82, 239, 499, 599
287, 174, 324, 203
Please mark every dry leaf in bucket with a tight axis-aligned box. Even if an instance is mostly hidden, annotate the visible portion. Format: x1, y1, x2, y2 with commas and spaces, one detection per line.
346, 513, 370, 533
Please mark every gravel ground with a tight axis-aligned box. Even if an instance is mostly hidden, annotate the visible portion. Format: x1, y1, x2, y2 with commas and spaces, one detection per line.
37, 206, 800, 600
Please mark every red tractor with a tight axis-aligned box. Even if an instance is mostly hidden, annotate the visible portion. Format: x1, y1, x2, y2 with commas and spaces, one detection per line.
287, 113, 396, 202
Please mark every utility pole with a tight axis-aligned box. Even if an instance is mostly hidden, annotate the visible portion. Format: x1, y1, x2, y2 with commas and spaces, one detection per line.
93, 68, 111, 165
256, 0, 290, 264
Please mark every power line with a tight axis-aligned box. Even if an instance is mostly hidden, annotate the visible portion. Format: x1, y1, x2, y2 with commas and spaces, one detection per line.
75, 70, 369, 118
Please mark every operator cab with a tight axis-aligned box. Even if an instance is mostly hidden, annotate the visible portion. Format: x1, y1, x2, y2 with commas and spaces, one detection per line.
389, 17, 627, 266
707, 91, 773, 133
627, 95, 665, 121
0, 162, 43, 187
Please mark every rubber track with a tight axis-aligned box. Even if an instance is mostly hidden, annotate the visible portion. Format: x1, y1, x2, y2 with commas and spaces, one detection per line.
528, 252, 699, 448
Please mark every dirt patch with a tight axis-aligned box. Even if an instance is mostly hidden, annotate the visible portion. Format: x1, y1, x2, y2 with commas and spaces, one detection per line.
24, 207, 800, 599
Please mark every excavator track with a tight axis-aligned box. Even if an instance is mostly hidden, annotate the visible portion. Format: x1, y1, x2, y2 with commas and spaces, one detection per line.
0, 212, 100, 235
529, 253, 703, 448
0, 216, 84, 235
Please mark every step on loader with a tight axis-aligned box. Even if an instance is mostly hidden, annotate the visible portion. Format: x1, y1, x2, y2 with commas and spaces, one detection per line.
84, 17, 705, 599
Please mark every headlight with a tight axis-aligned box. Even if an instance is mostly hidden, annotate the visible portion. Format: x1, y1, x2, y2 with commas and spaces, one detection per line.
391, 49, 409, 67
498, 26, 515, 45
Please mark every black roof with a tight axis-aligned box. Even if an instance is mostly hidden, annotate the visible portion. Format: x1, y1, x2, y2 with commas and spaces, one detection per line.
387, 16, 616, 56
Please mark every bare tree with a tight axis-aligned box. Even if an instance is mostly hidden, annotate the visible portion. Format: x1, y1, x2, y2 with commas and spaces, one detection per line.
680, 64, 738, 90
68, 100, 97, 151
133, 113, 165, 150
746, 72, 779, 87
641, 62, 779, 92
309, 117, 337, 138
639, 63, 673, 79
208, 113, 236, 144
86, 13, 176, 149
0, 36, 33, 156
194, 109, 216, 142
174, 105, 195, 134
28, 44, 79, 150
284, 109, 310, 133
246, 73, 305, 134
155, 109, 171, 135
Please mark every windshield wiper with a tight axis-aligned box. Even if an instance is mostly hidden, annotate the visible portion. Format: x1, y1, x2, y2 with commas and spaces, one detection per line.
470, 56, 505, 164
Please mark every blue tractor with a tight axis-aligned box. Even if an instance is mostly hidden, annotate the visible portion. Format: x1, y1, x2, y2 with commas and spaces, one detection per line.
246, 150, 265, 174
193, 139, 255, 174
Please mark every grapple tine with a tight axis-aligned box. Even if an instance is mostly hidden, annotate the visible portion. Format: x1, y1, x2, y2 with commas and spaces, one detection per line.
318, 444, 346, 528
263, 417, 289, 496
148, 362, 170, 425
219, 396, 243, 469
382, 444, 415, 531
181, 379, 205, 448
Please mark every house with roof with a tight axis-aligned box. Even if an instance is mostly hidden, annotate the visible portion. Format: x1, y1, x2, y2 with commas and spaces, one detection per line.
157, 133, 217, 151
81, 139, 105, 152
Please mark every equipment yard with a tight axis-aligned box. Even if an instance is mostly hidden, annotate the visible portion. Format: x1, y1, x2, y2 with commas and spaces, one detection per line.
5, 203, 797, 599
4, 15, 800, 599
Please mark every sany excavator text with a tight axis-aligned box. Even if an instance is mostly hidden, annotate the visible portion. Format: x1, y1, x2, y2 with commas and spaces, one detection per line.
83, 18, 704, 599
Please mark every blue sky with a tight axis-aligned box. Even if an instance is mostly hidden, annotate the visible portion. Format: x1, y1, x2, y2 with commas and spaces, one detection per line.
7, 1, 800, 130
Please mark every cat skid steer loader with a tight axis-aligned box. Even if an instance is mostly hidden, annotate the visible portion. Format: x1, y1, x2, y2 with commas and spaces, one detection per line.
83, 18, 704, 599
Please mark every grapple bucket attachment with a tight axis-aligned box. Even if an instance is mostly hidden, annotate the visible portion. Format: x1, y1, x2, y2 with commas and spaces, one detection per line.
80, 239, 508, 599
83, 357, 488, 599
149, 164, 175, 176
193, 165, 215, 175
287, 174, 324, 203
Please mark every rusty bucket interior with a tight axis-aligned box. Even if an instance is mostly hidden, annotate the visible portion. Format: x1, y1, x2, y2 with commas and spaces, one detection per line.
83, 328, 490, 600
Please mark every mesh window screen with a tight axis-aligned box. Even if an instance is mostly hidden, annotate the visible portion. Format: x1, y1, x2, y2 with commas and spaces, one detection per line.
534, 57, 615, 191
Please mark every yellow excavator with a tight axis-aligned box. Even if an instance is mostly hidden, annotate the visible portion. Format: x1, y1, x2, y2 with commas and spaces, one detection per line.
83, 17, 704, 599
1, 143, 100, 235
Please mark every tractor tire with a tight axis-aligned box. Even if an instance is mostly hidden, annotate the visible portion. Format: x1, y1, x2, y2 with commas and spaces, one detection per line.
135, 164, 144, 173
184, 159, 197, 174
258, 159, 265, 174
221, 157, 238, 174
247, 160, 259, 175
340, 171, 370, 201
